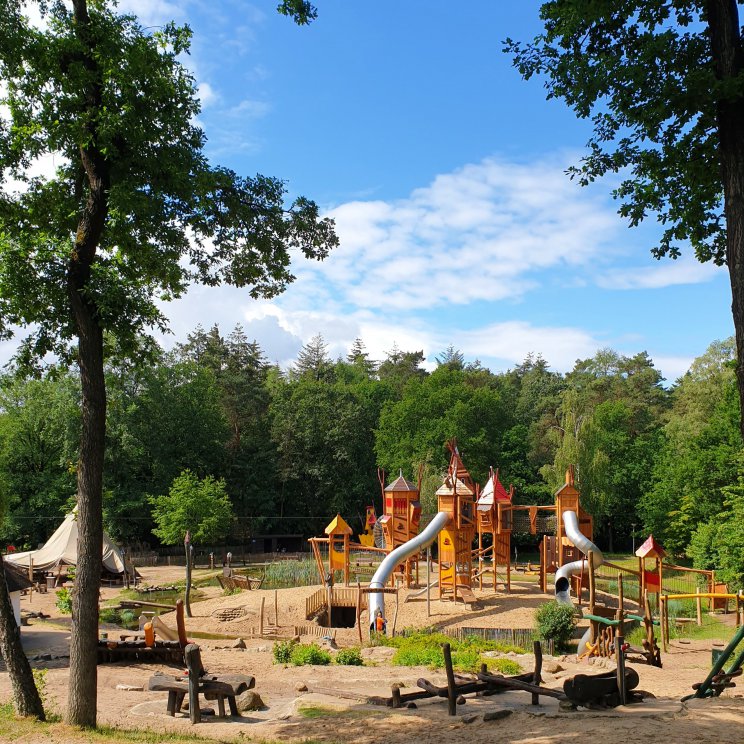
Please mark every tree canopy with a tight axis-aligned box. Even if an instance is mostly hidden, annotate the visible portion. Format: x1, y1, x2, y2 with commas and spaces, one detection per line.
506, 0, 744, 439
150, 470, 234, 546
0, 0, 336, 726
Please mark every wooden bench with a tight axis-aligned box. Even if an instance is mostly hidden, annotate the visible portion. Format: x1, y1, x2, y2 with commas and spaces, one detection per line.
148, 644, 255, 722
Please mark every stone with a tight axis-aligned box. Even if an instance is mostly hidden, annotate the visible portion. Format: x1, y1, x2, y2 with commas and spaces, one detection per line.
460, 714, 478, 724
456, 695, 466, 705
406, 702, 417, 709
232, 638, 247, 649
236, 690, 265, 712
295, 682, 308, 692
483, 709, 513, 722
116, 684, 143, 692
542, 660, 564, 674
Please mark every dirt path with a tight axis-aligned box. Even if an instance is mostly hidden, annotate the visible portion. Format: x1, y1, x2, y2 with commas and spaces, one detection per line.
2, 567, 743, 744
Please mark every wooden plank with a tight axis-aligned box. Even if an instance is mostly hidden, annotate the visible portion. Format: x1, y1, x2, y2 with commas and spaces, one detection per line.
455, 586, 479, 605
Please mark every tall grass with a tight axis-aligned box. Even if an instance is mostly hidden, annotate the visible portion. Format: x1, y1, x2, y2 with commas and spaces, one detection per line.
376, 630, 525, 674
258, 558, 319, 589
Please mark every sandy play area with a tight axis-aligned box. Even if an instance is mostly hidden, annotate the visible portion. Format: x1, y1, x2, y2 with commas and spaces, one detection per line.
2, 565, 744, 744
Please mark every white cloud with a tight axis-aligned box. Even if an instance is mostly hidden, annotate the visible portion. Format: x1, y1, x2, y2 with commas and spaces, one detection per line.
196, 82, 219, 109
596, 255, 723, 290
287, 156, 621, 313
455, 321, 601, 372
118, 0, 187, 27
229, 98, 271, 119
650, 355, 694, 383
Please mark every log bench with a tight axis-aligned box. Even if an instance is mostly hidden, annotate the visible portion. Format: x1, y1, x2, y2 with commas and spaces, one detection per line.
148, 644, 255, 722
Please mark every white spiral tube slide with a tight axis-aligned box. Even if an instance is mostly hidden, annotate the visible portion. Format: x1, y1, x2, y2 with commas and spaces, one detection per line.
368, 511, 451, 632
554, 510, 603, 604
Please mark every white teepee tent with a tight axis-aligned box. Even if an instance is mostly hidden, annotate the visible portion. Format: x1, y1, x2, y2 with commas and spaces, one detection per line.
7, 511, 125, 575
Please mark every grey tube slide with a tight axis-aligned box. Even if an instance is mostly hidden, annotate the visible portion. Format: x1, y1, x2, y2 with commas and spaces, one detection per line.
554, 510, 603, 604
368, 511, 451, 631
554, 510, 603, 653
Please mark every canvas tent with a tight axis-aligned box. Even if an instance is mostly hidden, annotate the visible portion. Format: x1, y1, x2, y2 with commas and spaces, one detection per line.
6, 511, 126, 576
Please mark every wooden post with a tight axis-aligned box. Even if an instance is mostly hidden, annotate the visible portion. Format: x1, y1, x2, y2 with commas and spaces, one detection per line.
443, 642, 457, 716
478, 530, 483, 590
659, 596, 666, 652
638, 556, 644, 607
617, 573, 625, 637
356, 581, 363, 645
658, 557, 663, 601
259, 596, 265, 637
391, 589, 400, 637
274, 589, 278, 627
176, 599, 188, 648
426, 546, 431, 618
328, 585, 333, 629
184, 643, 201, 724
615, 633, 626, 706
588, 550, 596, 623
531, 640, 542, 706
344, 535, 350, 587
391, 685, 402, 709
696, 587, 703, 626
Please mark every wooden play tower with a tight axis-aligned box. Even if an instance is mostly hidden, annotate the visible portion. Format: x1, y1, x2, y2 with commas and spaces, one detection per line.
437, 443, 476, 603
378, 470, 422, 586
476, 467, 514, 591
539, 466, 593, 592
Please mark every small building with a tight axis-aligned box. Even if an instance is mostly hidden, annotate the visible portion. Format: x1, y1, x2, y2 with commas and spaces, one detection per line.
3, 560, 33, 626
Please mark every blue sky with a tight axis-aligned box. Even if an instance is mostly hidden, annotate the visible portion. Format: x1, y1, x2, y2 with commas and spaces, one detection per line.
4, 1, 735, 381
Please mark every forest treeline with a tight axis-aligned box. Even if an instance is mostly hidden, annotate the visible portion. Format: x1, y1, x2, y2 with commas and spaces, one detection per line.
1, 326, 742, 587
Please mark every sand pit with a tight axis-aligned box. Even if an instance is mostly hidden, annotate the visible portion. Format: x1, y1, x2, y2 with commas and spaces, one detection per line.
2, 565, 744, 744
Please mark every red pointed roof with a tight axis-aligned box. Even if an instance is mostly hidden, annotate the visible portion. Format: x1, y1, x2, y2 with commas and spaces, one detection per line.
635, 534, 666, 559
477, 468, 512, 506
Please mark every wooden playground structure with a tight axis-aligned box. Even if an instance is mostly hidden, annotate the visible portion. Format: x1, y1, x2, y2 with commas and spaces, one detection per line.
303, 439, 741, 668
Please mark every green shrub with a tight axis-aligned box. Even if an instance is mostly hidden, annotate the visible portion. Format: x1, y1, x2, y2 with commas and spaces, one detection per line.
335, 647, 364, 666
272, 639, 297, 664
290, 643, 332, 666
535, 601, 576, 650
488, 658, 523, 675
99, 608, 122, 624
55, 588, 72, 614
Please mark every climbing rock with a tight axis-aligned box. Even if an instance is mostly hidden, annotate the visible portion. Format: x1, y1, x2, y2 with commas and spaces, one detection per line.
295, 682, 308, 692
237, 690, 265, 712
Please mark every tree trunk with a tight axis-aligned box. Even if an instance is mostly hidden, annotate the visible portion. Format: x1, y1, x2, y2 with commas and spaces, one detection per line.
64, 0, 111, 728
0, 555, 45, 720
184, 543, 193, 618
66, 308, 106, 728
708, 0, 744, 440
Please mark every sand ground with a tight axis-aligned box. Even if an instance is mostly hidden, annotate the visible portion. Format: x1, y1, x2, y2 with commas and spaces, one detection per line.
2, 565, 743, 744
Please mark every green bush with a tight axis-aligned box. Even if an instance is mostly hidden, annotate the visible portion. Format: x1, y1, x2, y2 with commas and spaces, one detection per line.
335, 647, 364, 666
272, 639, 297, 664
535, 601, 576, 650
99, 608, 122, 624
290, 643, 332, 666
55, 588, 72, 614
489, 658, 523, 675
